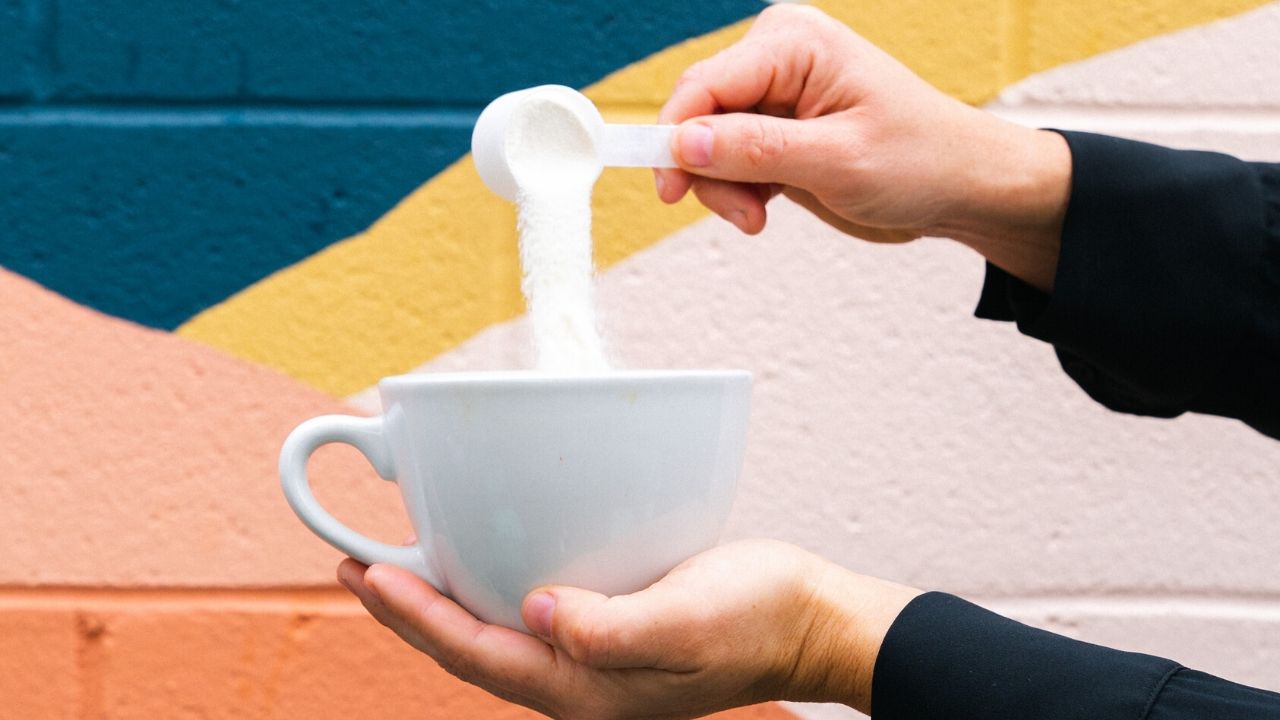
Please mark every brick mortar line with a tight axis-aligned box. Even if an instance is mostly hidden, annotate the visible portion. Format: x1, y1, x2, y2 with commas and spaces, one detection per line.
0, 104, 1275, 132
0, 103, 667, 129
0, 100, 665, 111
9, 100, 1277, 126
5, 587, 1280, 619
974, 595, 1280, 620
991, 100, 1280, 115
0, 106, 481, 127
994, 100, 1280, 112
988, 103, 1280, 133
0, 586, 363, 614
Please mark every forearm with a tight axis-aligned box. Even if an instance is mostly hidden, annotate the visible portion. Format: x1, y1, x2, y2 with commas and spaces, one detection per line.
869, 593, 1280, 720
783, 562, 922, 714
931, 112, 1073, 294
785, 565, 1280, 719
972, 130, 1280, 436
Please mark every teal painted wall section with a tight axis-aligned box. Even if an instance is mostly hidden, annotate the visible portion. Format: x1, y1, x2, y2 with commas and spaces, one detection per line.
49, 1, 755, 103
0, 0, 761, 329
0, 0, 25, 98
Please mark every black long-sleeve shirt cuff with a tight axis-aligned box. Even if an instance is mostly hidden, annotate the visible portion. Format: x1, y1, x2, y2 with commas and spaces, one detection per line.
871, 592, 1280, 720
975, 130, 1280, 437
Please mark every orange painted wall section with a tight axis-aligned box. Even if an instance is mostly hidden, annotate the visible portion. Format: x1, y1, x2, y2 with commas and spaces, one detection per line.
0, 269, 407, 587
0, 590, 792, 719
0, 269, 797, 717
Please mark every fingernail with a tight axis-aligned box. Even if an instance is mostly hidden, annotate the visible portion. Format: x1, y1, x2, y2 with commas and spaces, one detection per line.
363, 567, 384, 603
403, 533, 417, 545
337, 575, 353, 593
525, 592, 555, 639
679, 123, 713, 167
729, 208, 748, 230
655, 172, 666, 198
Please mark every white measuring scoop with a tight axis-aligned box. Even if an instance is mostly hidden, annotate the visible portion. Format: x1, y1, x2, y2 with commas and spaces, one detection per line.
471, 84, 677, 201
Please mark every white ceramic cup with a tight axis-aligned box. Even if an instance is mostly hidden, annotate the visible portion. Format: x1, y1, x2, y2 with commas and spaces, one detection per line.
280, 370, 751, 631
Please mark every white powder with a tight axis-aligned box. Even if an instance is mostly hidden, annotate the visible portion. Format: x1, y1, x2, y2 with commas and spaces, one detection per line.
506, 96, 610, 373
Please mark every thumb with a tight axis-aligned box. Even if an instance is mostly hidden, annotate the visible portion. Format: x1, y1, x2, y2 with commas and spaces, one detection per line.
673, 113, 821, 187
521, 585, 690, 670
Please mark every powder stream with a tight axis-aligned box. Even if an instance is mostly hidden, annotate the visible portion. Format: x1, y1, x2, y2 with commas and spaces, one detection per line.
507, 97, 609, 373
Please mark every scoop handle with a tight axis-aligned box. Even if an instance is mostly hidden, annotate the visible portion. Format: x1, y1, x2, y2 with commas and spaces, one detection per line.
600, 124, 677, 168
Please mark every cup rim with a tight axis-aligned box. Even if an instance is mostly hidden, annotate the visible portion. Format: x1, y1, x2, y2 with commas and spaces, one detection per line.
379, 368, 751, 390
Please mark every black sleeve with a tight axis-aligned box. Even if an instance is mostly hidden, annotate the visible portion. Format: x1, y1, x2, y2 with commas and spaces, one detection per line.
975, 131, 1280, 439
872, 592, 1280, 720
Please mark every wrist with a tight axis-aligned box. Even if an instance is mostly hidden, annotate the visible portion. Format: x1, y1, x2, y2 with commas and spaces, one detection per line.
933, 118, 1073, 292
781, 561, 922, 714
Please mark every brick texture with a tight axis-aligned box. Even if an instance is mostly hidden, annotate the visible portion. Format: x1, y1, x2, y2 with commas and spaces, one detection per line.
4, 2, 1280, 720
998, 3, 1280, 110
0, 594, 797, 720
1020, 0, 1270, 78
45, 0, 757, 103
0, 608, 80, 718
96, 603, 527, 720
0, 0, 25, 98
991, 599, 1280, 690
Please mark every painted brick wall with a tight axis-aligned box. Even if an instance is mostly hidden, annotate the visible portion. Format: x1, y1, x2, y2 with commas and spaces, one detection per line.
0, 0, 759, 330
0, 2, 780, 718
2, 2, 1278, 719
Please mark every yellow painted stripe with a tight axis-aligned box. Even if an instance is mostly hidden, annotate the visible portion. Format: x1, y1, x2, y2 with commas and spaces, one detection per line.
178, 0, 1271, 396
1015, 0, 1274, 80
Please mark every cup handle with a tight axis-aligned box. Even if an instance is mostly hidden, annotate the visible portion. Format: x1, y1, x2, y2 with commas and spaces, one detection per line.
279, 414, 444, 590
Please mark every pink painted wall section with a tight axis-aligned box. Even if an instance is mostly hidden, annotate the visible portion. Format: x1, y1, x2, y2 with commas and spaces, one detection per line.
398, 7, 1280, 719
409, 200, 1280, 596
